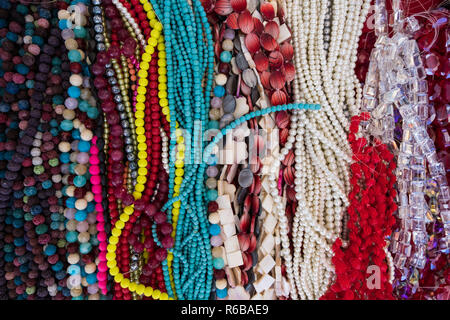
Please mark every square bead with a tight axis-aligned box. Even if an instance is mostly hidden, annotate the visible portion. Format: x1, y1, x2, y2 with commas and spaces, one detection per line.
224, 235, 240, 252
264, 214, 277, 234
257, 254, 276, 274
219, 208, 235, 225
253, 274, 275, 293
222, 223, 236, 238
227, 251, 244, 268
261, 234, 275, 255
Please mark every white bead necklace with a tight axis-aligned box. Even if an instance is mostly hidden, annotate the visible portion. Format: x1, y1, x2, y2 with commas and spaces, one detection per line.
280, 0, 371, 299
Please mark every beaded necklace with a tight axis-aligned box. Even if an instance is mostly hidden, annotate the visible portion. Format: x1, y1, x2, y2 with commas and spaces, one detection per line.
1, 1, 62, 300
106, 0, 174, 300
0, 0, 29, 299
285, 0, 371, 299
390, 7, 449, 300
58, 0, 102, 300
321, 113, 397, 300
101, 0, 143, 299
86, 6, 109, 292
27, 17, 68, 299
0, 0, 9, 292
149, 0, 215, 300
360, 0, 449, 297
244, 1, 298, 300
202, 1, 263, 299
91, 0, 135, 299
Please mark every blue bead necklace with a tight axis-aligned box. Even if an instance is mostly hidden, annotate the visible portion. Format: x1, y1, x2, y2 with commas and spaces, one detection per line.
151, 0, 214, 300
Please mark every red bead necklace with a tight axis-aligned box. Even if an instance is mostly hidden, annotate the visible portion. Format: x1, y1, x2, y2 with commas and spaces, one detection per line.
100, 0, 173, 299
321, 113, 397, 300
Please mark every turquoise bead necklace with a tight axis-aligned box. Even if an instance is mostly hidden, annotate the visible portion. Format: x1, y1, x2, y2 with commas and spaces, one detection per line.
151, 0, 214, 300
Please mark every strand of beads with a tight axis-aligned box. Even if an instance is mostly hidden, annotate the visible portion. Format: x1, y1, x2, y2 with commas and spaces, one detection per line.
0, 1, 32, 300
391, 7, 450, 300
100, 0, 138, 300
201, 1, 260, 300
321, 113, 397, 300
149, 0, 214, 300
205, 105, 321, 164
122, 0, 172, 299
129, 1, 174, 293
106, 0, 174, 300
91, 110, 108, 299
47, 10, 75, 300
285, 0, 371, 299
88, 0, 108, 299
89, 134, 107, 295
204, 14, 234, 301
187, 103, 320, 300
323, 0, 332, 54
240, 2, 299, 300
57, 0, 101, 300
0, 0, 12, 295
104, 0, 139, 193
360, 0, 450, 297
0, 0, 37, 300
1, 1, 66, 300
103, 0, 143, 299
91, 0, 136, 300
27, 14, 68, 300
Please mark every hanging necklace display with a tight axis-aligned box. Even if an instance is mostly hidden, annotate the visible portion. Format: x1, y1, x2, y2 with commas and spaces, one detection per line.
0, 0, 449, 301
